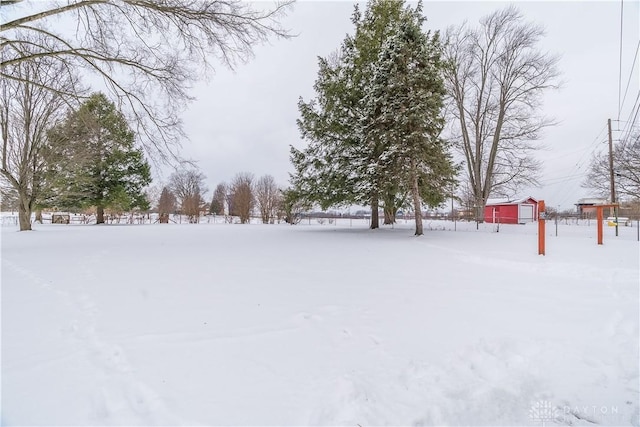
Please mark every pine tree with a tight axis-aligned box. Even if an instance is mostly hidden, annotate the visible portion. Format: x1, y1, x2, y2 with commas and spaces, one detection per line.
366, 7, 456, 235
210, 183, 227, 215
280, 187, 309, 224
158, 186, 177, 223
46, 93, 151, 223
291, 0, 406, 229
291, 0, 455, 234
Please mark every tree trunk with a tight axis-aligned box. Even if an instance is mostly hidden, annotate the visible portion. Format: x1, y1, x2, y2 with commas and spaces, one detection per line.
35, 209, 43, 223
97, 205, 105, 224
475, 194, 485, 223
383, 194, 396, 225
18, 193, 32, 231
383, 206, 395, 225
370, 195, 379, 229
411, 165, 423, 236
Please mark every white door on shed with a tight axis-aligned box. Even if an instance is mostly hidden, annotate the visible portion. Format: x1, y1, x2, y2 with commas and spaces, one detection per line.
518, 204, 535, 223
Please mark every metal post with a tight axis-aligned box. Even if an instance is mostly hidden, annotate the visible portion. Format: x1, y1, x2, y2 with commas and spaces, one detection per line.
451, 192, 454, 227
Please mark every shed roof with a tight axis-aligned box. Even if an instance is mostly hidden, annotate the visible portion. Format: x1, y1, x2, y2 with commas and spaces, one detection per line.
576, 198, 608, 205
485, 196, 537, 206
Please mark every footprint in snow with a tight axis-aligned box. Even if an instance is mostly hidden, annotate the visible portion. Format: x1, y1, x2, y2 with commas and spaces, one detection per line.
369, 335, 381, 345
294, 312, 323, 322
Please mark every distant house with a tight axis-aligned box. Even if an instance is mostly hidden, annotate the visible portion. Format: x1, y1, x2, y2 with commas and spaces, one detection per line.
575, 198, 608, 217
484, 197, 538, 224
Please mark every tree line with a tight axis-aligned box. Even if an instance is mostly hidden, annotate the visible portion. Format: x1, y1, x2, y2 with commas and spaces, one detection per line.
9, 0, 633, 234
156, 171, 305, 225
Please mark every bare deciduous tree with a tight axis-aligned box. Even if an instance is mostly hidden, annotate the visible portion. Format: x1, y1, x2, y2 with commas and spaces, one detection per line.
169, 168, 207, 223
230, 172, 254, 224
181, 194, 205, 223
584, 132, 640, 201
255, 174, 280, 224
457, 180, 477, 220
1, 0, 292, 162
443, 6, 560, 221
0, 186, 19, 212
613, 135, 640, 200
0, 36, 80, 230
144, 185, 162, 212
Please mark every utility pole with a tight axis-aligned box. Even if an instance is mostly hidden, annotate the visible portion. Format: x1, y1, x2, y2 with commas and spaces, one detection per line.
451, 187, 456, 231
608, 118, 618, 236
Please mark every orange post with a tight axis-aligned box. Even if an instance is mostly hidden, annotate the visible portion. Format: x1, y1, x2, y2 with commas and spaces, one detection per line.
538, 200, 545, 256
597, 206, 603, 245
587, 204, 616, 245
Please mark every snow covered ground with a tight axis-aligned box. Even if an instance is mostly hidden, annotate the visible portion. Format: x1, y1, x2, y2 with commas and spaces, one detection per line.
1, 220, 638, 426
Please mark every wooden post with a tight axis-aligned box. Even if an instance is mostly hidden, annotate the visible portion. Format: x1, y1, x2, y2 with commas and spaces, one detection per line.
608, 119, 618, 237
597, 206, 603, 245
538, 200, 545, 256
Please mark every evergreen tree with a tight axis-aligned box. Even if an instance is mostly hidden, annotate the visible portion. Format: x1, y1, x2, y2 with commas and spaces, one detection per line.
210, 183, 227, 215
280, 187, 309, 224
46, 93, 151, 223
157, 186, 177, 223
365, 9, 456, 235
291, 0, 455, 234
291, 0, 406, 229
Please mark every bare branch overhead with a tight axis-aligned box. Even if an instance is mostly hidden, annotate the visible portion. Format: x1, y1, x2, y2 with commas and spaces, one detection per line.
1, 0, 293, 163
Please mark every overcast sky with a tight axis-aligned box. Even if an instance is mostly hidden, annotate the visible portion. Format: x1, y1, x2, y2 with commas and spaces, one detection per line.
9, 1, 637, 211
172, 0, 639, 211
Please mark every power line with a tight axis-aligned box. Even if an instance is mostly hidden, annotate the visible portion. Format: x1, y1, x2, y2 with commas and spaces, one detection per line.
546, 143, 607, 176
540, 173, 588, 186
620, 91, 640, 131
587, 124, 608, 147
618, 0, 624, 120
543, 124, 609, 205
622, 100, 640, 143
569, 126, 608, 172
619, 39, 640, 114
618, 91, 640, 139
613, 118, 636, 124
546, 125, 609, 207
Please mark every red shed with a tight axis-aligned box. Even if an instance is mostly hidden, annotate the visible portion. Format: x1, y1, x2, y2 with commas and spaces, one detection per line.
484, 197, 538, 224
